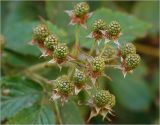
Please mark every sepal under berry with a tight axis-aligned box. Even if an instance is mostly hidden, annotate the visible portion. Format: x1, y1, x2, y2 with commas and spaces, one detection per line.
87, 90, 116, 121
32, 24, 50, 43
121, 43, 136, 57
50, 75, 73, 106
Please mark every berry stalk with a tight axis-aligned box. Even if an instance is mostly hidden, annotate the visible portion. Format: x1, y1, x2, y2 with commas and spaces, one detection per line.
74, 24, 80, 57
89, 40, 97, 55
99, 39, 110, 57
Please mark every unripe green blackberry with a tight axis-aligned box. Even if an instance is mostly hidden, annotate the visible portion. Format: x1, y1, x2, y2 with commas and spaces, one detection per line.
92, 56, 105, 72
107, 21, 121, 38
33, 24, 50, 43
103, 45, 116, 58
95, 90, 111, 107
121, 43, 136, 57
93, 19, 106, 31
73, 69, 86, 86
56, 76, 73, 95
108, 94, 116, 108
54, 44, 69, 60
44, 34, 58, 51
74, 2, 89, 17
125, 54, 140, 69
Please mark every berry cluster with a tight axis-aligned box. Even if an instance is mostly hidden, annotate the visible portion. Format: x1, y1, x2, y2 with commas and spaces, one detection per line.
120, 43, 140, 71
30, 2, 141, 122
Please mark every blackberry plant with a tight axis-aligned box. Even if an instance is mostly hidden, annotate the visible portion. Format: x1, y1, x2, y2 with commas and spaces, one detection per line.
29, 2, 141, 122
3, 1, 155, 125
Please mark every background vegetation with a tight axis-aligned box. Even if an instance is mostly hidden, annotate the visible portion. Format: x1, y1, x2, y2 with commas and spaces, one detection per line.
1, 0, 159, 124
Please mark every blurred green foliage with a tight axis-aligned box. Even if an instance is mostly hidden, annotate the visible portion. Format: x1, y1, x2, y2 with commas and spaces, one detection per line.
1, 1, 159, 124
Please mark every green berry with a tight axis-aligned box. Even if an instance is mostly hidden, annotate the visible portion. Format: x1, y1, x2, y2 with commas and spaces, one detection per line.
125, 54, 140, 69
44, 34, 58, 51
54, 44, 69, 60
108, 94, 116, 108
93, 19, 106, 31
92, 56, 105, 72
95, 90, 111, 107
107, 21, 121, 38
103, 45, 116, 58
74, 2, 89, 17
56, 76, 73, 95
121, 43, 136, 57
73, 69, 86, 86
33, 24, 50, 43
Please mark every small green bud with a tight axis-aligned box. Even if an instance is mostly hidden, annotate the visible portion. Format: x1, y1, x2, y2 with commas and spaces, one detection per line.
107, 21, 121, 38
125, 54, 140, 69
74, 2, 89, 17
92, 56, 105, 72
56, 75, 73, 95
95, 90, 111, 107
103, 45, 116, 58
54, 44, 69, 60
33, 24, 50, 43
73, 69, 86, 86
44, 34, 58, 51
93, 19, 106, 31
121, 43, 136, 57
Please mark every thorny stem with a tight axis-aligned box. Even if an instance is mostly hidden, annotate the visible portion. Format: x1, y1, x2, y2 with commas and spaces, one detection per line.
89, 40, 97, 55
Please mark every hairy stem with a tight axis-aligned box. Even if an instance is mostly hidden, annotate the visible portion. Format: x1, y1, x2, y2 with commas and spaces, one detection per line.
75, 25, 80, 48
74, 24, 80, 57
24, 70, 51, 84
26, 61, 54, 72
54, 101, 63, 124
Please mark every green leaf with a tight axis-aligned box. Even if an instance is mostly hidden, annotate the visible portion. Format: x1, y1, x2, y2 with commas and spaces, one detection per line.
2, 50, 45, 68
46, 21, 68, 43
2, 1, 45, 32
4, 22, 40, 56
8, 105, 55, 124
80, 8, 151, 48
108, 66, 152, 111
1, 76, 43, 121
60, 101, 85, 124
132, 1, 159, 35
45, 1, 75, 28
